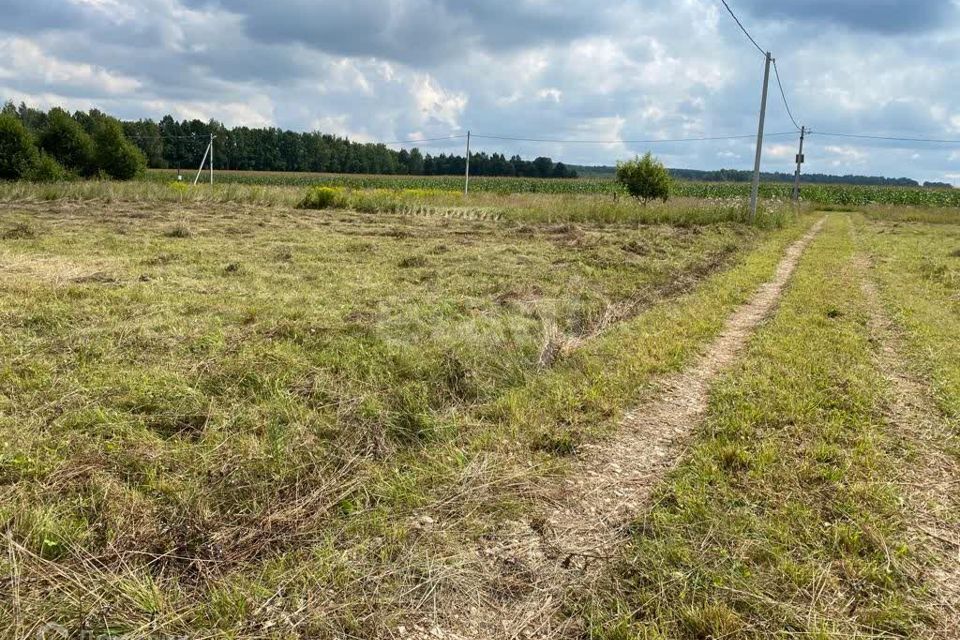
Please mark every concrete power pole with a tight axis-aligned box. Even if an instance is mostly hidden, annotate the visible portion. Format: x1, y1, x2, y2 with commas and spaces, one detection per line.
464, 131, 471, 196
792, 126, 806, 203
750, 52, 773, 221
210, 133, 214, 186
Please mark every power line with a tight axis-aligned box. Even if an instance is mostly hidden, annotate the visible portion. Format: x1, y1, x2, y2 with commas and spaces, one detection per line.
810, 131, 960, 144
719, 0, 765, 56
773, 60, 802, 131
472, 132, 798, 144
130, 129, 810, 147
376, 134, 468, 146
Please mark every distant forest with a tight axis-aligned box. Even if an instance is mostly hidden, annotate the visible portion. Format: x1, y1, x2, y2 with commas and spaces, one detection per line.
571, 165, 952, 188
4, 101, 578, 179
116, 117, 578, 179
124, 115, 581, 178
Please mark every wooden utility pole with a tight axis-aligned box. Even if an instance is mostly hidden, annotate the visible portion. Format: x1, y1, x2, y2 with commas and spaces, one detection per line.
464, 131, 471, 195
792, 126, 806, 203
750, 52, 773, 220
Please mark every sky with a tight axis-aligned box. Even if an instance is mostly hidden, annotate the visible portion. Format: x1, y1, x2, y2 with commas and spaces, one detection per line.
2, 0, 959, 183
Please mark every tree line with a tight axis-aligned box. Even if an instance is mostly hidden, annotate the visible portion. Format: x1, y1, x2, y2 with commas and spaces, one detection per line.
1, 101, 578, 181
0, 102, 145, 181
124, 115, 578, 178
571, 165, 950, 188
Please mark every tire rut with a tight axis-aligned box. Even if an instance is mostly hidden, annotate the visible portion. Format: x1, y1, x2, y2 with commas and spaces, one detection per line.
411, 217, 826, 640
855, 252, 960, 639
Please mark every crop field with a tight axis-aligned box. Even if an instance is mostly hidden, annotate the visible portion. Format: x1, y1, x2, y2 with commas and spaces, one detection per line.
147, 168, 960, 207
0, 184, 958, 639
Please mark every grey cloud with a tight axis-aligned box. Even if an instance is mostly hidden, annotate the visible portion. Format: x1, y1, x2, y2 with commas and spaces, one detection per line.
738, 0, 957, 34
1, 0, 86, 33
1, 0, 958, 184
190, 0, 617, 65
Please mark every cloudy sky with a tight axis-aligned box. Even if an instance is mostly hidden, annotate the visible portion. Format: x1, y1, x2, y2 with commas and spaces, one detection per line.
3, 0, 959, 183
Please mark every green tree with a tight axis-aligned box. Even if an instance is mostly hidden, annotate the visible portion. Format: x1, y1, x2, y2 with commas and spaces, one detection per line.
28, 152, 68, 182
39, 107, 96, 175
616, 152, 671, 204
0, 113, 41, 180
93, 118, 146, 179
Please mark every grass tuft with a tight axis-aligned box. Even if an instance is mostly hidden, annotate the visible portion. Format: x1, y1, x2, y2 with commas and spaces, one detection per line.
163, 223, 192, 238
2, 221, 37, 239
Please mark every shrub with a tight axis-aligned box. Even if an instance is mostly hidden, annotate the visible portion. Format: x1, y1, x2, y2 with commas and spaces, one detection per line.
27, 152, 68, 182
0, 114, 41, 180
616, 152, 671, 204
93, 119, 146, 180
298, 186, 344, 209
38, 108, 96, 176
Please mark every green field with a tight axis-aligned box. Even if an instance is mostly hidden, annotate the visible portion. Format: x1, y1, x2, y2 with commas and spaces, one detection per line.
147, 168, 960, 207
0, 184, 958, 639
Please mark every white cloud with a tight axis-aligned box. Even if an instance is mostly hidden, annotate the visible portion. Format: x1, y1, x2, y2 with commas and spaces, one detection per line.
824, 145, 868, 166
143, 96, 275, 128
537, 88, 562, 103
0, 37, 140, 94
411, 74, 467, 129
766, 144, 796, 160
1, 0, 958, 182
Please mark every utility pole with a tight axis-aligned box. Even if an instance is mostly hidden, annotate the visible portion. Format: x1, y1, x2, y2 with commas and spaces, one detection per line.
464, 131, 471, 196
750, 51, 773, 221
193, 138, 210, 186
792, 125, 806, 203
210, 133, 214, 186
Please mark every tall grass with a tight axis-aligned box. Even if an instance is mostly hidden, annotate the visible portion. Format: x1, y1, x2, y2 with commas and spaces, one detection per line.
0, 180, 301, 207
146, 168, 960, 207
2, 180, 799, 228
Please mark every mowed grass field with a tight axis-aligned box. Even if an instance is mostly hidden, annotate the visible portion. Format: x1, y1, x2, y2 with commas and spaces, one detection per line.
0, 183, 958, 639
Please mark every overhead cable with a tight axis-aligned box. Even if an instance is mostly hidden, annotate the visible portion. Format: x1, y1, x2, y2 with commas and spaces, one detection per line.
773, 60, 802, 131
810, 131, 960, 144
471, 132, 798, 144
719, 0, 766, 56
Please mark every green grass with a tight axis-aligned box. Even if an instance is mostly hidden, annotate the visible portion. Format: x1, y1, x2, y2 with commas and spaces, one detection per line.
146, 168, 960, 207
854, 213, 960, 431
0, 196, 814, 637
0, 180, 799, 228
587, 214, 935, 638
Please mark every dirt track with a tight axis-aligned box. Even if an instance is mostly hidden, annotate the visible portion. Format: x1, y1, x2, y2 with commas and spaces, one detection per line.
419, 218, 826, 640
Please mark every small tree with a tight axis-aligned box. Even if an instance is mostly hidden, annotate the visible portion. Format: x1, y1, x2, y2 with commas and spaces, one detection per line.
27, 152, 68, 182
39, 108, 96, 176
616, 152, 671, 204
93, 118, 146, 180
0, 114, 41, 180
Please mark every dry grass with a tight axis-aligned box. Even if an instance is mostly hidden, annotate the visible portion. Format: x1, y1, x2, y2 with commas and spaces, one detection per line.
0, 197, 811, 638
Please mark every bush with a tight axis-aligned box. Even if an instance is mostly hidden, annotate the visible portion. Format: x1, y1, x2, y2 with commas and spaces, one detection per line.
93, 119, 146, 180
616, 152, 671, 204
27, 152, 68, 182
38, 108, 96, 176
298, 186, 344, 209
0, 114, 41, 180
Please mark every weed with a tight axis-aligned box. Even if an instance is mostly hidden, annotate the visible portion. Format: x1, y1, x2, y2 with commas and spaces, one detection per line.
164, 224, 191, 238
398, 255, 429, 268
2, 221, 37, 239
